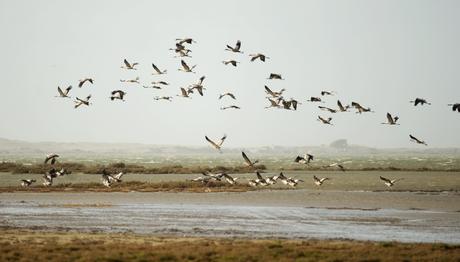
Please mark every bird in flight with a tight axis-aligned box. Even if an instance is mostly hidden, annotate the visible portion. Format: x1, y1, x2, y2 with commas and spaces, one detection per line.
410, 98, 431, 106
318, 106, 337, 114
313, 175, 330, 186
178, 60, 196, 73
44, 154, 59, 165
267, 73, 283, 80
264, 86, 285, 98
225, 40, 243, 53
176, 38, 196, 45
110, 90, 126, 101
177, 88, 191, 98
205, 134, 227, 152
222, 60, 240, 67
78, 78, 94, 88
380, 176, 403, 187
219, 93, 236, 100
306, 97, 323, 103
351, 102, 373, 113
409, 134, 427, 146
382, 113, 399, 125
318, 116, 333, 125
74, 95, 92, 108
151, 63, 167, 75
20, 179, 36, 187
294, 154, 314, 164
321, 91, 335, 96
249, 53, 269, 62
242, 151, 259, 168
56, 86, 72, 98
448, 103, 460, 112
121, 59, 138, 70
154, 96, 173, 101
221, 105, 241, 110
120, 77, 140, 84
337, 100, 350, 112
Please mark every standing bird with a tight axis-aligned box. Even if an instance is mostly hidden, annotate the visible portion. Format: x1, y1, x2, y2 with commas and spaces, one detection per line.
267, 73, 283, 80
44, 154, 59, 165
221, 105, 241, 110
448, 103, 460, 112
222, 60, 240, 67
151, 63, 167, 75
318, 116, 333, 125
178, 60, 196, 73
242, 151, 259, 168
20, 179, 36, 187
380, 176, 403, 187
337, 100, 350, 112
78, 78, 94, 88
409, 134, 427, 146
225, 40, 243, 53
74, 95, 92, 108
382, 113, 399, 125
56, 86, 72, 98
219, 93, 236, 100
313, 175, 330, 186
110, 90, 126, 101
205, 135, 227, 152
294, 154, 314, 164
121, 59, 138, 70
249, 53, 269, 62
410, 98, 431, 106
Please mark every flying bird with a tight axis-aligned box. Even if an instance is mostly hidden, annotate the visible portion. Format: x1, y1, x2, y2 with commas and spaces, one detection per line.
177, 88, 191, 98
154, 96, 173, 101
20, 179, 36, 187
74, 95, 92, 108
205, 134, 227, 151
121, 59, 138, 70
448, 103, 460, 112
267, 73, 283, 80
294, 154, 314, 164
219, 93, 236, 100
351, 102, 373, 113
78, 78, 94, 88
382, 113, 399, 125
242, 151, 259, 168
325, 163, 346, 172
313, 175, 330, 186
110, 90, 126, 101
222, 60, 239, 67
265, 86, 285, 98
120, 77, 140, 84
337, 100, 350, 112
176, 38, 196, 45
380, 176, 403, 187
225, 40, 243, 53
179, 60, 196, 73
220, 105, 241, 110
318, 116, 333, 125
249, 53, 269, 62
306, 97, 323, 103
409, 134, 427, 146
151, 63, 167, 75
151, 81, 169, 86
265, 98, 281, 109
222, 173, 238, 185
318, 106, 337, 113
321, 91, 335, 96
56, 86, 72, 98
410, 98, 431, 106
44, 154, 59, 165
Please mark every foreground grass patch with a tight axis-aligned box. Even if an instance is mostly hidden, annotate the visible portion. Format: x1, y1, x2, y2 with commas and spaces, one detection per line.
0, 229, 458, 261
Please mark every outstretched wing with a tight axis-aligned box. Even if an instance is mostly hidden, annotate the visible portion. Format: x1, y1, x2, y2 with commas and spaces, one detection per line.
181, 60, 190, 71
386, 113, 393, 123
124, 59, 131, 68
152, 63, 161, 74
218, 134, 227, 146
57, 86, 65, 96
205, 136, 219, 149
380, 176, 391, 183
313, 175, 320, 182
242, 151, 253, 166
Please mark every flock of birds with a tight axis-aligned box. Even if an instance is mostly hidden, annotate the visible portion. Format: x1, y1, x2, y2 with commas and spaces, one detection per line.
43, 37, 460, 190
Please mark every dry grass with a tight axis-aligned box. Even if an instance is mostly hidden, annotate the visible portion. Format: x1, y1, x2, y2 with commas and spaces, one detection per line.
0, 229, 459, 261
0, 181, 263, 193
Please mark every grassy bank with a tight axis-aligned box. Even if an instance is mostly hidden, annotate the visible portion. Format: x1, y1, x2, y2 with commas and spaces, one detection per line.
0, 229, 459, 261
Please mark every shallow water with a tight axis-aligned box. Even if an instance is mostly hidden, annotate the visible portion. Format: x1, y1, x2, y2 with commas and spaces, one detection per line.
1, 201, 459, 243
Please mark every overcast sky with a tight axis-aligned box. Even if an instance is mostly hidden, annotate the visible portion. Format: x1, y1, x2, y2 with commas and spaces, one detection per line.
0, 0, 459, 148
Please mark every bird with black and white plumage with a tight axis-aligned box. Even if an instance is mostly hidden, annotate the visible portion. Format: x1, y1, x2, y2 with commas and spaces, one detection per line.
100, 170, 124, 187
56, 86, 72, 98
177, 88, 191, 98
410, 98, 431, 106
151, 63, 167, 75
242, 151, 259, 168
143, 85, 162, 89
110, 90, 126, 101
255, 172, 269, 186
295, 154, 314, 164
219, 92, 236, 100
306, 97, 324, 103
153, 96, 173, 101
222, 60, 240, 67
152, 81, 169, 86
321, 91, 335, 96
265, 86, 285, 98
42, 175, 53, 186
120, 77, 140, 84
222, 173, 238, 185
220, 105, 241, 110
225, 40, 243, 53
281, 99, 292, 110
380, 176, 403, 187
20, 179, 36, 187
78, 78, 94, 88
247, 179, 260, 187
318, 106, 337, 114
324, 163, 346, 172
382, 113, 399, 125
188, 84, 205, 96
448, 103, 460, 112
274, 172, 289, 185
201, 172, 225, 181
265, 98, 281, 109
55, 168, 69, 177
318, 116, 333, 125
205, 134, 227, 152
286, 177, 304, 187
351, 102, 374, 114
172, 48, 192, 58
249, 53, 269, 62
74, 95, 92, 108
267, 73, 283, 80
44, 154, 59, 165
178, 60, 196, 73
176, 37, 196, 45
313, 175, 330, 186
409, 134, 428, 146
121, 59, 138, 70
337, 100, 351, 112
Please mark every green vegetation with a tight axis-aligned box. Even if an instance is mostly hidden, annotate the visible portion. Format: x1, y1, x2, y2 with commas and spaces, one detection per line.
0, 229, 459, 261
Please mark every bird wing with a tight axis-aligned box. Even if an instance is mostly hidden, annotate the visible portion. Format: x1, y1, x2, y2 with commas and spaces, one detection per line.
57, 87, 65, 96
294, 156, 303, 162
235, 40, 241, 51
124, 59, 131, 68
409, 134, 419, 142
228, 93, 236, 99
337, 100, 345, 110
180, 88, 187, 96
152, 63, 161, 74
386, 113, 393, 123
313, 175, 320, 182
218, 134, 227, 146
205, 136, 219, 149
242, 151, 253, 166
256, 172, 263, 180
265, 86, 276, 96
181, 60, 190, 71
380, 176, 391, 183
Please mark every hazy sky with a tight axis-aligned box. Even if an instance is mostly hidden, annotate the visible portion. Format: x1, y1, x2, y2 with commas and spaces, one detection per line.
0, 0, 459, 148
